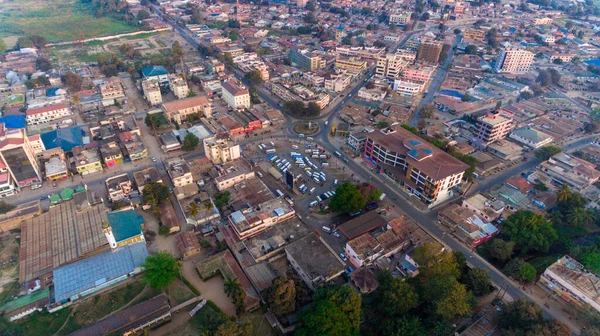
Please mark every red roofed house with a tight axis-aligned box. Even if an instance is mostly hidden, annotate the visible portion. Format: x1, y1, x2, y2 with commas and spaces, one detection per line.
25, 103, 71, 126
505, 176, 532, 194
162, 96, 212, 124
221, 81, 250, 109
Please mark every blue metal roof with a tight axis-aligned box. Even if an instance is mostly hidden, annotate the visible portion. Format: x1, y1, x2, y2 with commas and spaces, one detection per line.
46, 88, 60, 97
53, 242, 148, 302
141, 65, 168, 78
41, 126, 84, 151
0, 114, 25, 129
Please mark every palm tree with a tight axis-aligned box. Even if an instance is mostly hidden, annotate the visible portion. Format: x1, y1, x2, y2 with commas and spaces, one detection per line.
224, 278, 242, 299
557, 184, 572, 203
188, 202, 200, 218
567, 208, 596, 227
202, 199, 213, 211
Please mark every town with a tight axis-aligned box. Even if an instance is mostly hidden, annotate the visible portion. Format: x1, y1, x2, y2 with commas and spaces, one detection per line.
0, 0, 600, 335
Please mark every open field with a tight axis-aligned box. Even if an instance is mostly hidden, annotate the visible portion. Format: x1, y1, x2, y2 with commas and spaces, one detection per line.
0, 0, 137, 45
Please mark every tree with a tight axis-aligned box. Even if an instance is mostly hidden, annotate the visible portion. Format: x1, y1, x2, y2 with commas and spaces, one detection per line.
454, 28, 462, 34
413, 243, 461, 282
553, 58, 563, 65
16, 36, 33, 48
264, 276, 296, 316
504, 258, 536, 282
535, 145, 562, 159
143, 182, 170, 206
224, 278, 246, 315
182, 133, 200, 151
244, 70, 263, 85
465, 44, 478, 54
568, 208, 597, 227
145, 114, 160, 131
36, 58, 52, 71
365, 81, 375, 89
419, 103, 436, 119
171, 41, 184, 61
565, 20, 574, 29
304, 12, 317, 24
142, 251, 181, 289
188, 202, 200, 217
329, 182, 366, 214
499, 299, 544, 334
464, 268, 493, 296
375, 270, 419, 317
488, 238, 514, 262
137, 9, 150, 20
583, 252, 600, 273
62, 71, 83, 92
215, 320, 252, 336
502, 210, 557, 254
0, 39, 6, 54
158, 225, 171, 235
381, 316, 424, 336
435, 280, 473, 320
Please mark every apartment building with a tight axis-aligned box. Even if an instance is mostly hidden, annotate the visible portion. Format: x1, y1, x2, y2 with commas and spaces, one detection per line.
463, 28, 485, 41
221, 81, 250, 109
99, 79, 125, 101
475, 113, 513, 145
402, 66, 435, 82
324, 74, 352, 92
364, 127, 468, 207
393, 79, 424, 96
25, 103, 71, 126
335, 57, 367, 74
550, 53, 576, 63
169, 75, 189, 99
335, 46, 386, 60
214, 160, 255, 191
72, 147, 102, 176
494, 48, 535, 73
0, 128, 43, 188
376, 53, 410, 80
162, 95, 211, 124
106, 174, 133, 202
389, 12, 411, 24
167, 160, 193, 187
142, 80, 162, 106
203, 136, 241, 164
533, 17, 553, 25
289, 48, 324, 71
0, 159, 15, 198
417, 39, 443, 63
44, 156, 68, 182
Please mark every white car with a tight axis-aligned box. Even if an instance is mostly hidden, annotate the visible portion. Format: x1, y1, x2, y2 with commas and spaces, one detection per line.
152, 157, 157, 162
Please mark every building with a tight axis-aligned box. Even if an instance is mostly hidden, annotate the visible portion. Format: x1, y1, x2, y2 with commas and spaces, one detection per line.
203, 136, 241, 164
509, 127, 553, 149
540, 255, 600, 313
417, 39, 443, 63
70, 294, 171, 336
402, 66, 435, 82
133, 167, 163, 193
104, 209, 145, 248
393, 79, 424, 96
142, 65, 169, 84
229, 197, 296, 240
538, 153, 600, 191
550, 53, 576, 63
389, 12, 411, 24
347, 129, 372, 153
162, 96, 211, 124
167, 160, 193, 187
376, 53, 410, 80
324, 74, 352, 92
142, 80, 162, 106
289, 48, 325, 71
344, 234, 383, 268
100, 141, 123, 167
169, 75, 189, 99
438, 204, 499, 247
338, 211, 388, 240
176, 231, 201, 259
335, 57, 367, 74
106, 174, 133, 202
494, 48, 535, 73
0, 128, 43, 188
335, 46, 386, 60
475, 113, 513, 145
221, 81, 250, 109
364, 127, 468, 207
99, 78, 125, 102
285, 232, 345, 290
463, 28, 485, 41
462, 193, 505, 222
215, 160, 255, 191
73, 147, 102, 176
44, 155, 68, 181
25, 103, 71, 126
533, 17, 553, 25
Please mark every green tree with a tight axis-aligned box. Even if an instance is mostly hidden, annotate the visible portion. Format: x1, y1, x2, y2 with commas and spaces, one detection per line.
381, 316, 425, 336
535, 145, 562, 159
137, 9, 150, 20
295, 300, 355, 336
62, 71, 83, 92
182, 133, 200, 151
435, 280, 473, 320
464, 268, 493, 296
143, 182, 170, 206
158, 225, 171, 235
487, 238, 514, 263
0, 39, 6, 54
375, 270, 419, 316
17, 36, 33, 48
502, 210, 557, 254
171, 41, 184, 61
188, 202, 200, 217
519, 261, 537, 282
215, 320, 252, 336
145, 114, 160, 132
329, 182, 366, 214
413, 243, 460, 282
142, 251, 182, 289
465, 44, 478, 54
556, 184, 572, 203
583, 252, 600, 273
503, 258, 536, 282
264, 276, 296, 316
244, 70, 263, 85
224, 278, 246, 315
498, 298, 544, 334
567, 208, 597, 227
312, 284, 361, 332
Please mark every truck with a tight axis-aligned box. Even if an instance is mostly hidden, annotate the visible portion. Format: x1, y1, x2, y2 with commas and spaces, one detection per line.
266, 149, 276, 154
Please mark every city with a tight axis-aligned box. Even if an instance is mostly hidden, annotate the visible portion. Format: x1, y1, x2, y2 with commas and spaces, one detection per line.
0, 0, 599, 335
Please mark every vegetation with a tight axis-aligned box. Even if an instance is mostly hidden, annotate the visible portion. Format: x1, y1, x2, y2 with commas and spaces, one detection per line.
142, 182, 170, 207
62, 71, 83, 92
213, 191, 230, 209
158, 225, 171, 236
503, 210, 557, 255
264, 276, 296, 316
142, 251, 182, 289
244, 71, 264, 85
329, 182, 366, 214
536, 68, 561, 87
224, 278, 245, 315
499, 299, 571, 336
0, 202, 16, 215
282, 100, 321, 118
465, 45, 478, 54
182, 133, 200, 151
419, 104, 436, 119
535, 145, 562, 159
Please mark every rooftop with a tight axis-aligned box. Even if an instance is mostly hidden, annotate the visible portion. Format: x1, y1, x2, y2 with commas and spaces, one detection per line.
285, 232, 345, 281
478, 113, 511, 126
45, 156, 67, 176
26, 103, 68, 116
347, 233, 382, 259
545, 255, 600, 309
176, 231, 200, 256
142, 65, 168, 78
163, 96, 209, 113
338, 211, 387, 240
221, 81, 249, 97
106, 209, 144, 243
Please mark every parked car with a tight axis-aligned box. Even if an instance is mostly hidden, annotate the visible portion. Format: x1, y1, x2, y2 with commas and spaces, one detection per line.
333, 231, 341, 238
339, 253, 347, 261
152, 157, 157, 162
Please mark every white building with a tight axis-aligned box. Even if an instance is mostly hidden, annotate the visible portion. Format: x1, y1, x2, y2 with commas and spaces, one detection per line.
509, 127, 554, 149
203, 136, 241, 164
169, 75, 189, 99
494, 48, 535, 73
25, 103, 71, 126
221, 81, 250, 109
142, 80, 162, 106
393, 79, 424, 96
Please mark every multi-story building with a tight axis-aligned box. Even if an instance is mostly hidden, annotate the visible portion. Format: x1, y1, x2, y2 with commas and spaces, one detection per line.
324, 74, 352, 92
289, 48, 325, 71
100, 141, 123, 167
0, 128, 43, 188
0, 159, 16, 198
364, 127, 468, 207
335, 57, 367, 74
142, 80, 162, 106
550, 53, 576, 63
389, 12, 411, 24
99, 78, 125, 101
402, 66, 435, 82
25, 103, 71, 126
203, 136, 241, 164
393, 79, 424, 96
106, 173, 133, 202
142, 65, 169, 84
494, 47, 535, 73
417, 39, 443, 63
214, 160, 255, 191
169, 75, 189, 99
454, 1, 466, 13
221, 81, 250, 109
229, 197, 296, 239
167, 160, 193, 187
533, 17, 553, 25
396, 49, 417, 62
335, 46, 386, 60
475, 113, 513, 145
538, 153, 600, 192
162, 95, 211, 124
376, 53, 410, 80
540, 255, 600, 313
72, 147, 102, 176
463, 28, 485, 41
44, 156, 68, 182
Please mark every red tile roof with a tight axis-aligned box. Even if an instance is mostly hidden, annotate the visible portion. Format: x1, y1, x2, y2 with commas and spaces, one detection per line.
26, 103, 68, 116
505, 176, 532, 194
163, 96, 209, 113
221, 81, 249, 97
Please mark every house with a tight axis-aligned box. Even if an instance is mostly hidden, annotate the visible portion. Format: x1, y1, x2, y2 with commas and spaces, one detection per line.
505, 176, 532, 194
0, 288, 49, 321
142, 65, 169, 84
285, 232, 345, 290
538, 153, 600, 192
169, 75, 189, 99
509, 127, 553, 149
350, 268, 379, 294
214, 160, 255, 191
160, 201, 180, 234
167, 160, 193, 187
162, 96, 212, 124
176, 231, 201, 259
105, 174, 133, 202
438, 204, 499, 247
104, 209, 145, 248
25, 103, 71, 126
100, 141, 124, 167
133, 167, 163, 193
73, 147, 102, 176
462, 193, 505, 222
344, 234, 383, 268
229, 197, 296, 240
338, 211, 387, 240
203, 136, 241, 165
40, 126, 84, 152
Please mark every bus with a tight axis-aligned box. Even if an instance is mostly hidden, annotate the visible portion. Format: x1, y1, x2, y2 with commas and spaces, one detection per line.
275, 189, 284, 197
334, 151, 342, 157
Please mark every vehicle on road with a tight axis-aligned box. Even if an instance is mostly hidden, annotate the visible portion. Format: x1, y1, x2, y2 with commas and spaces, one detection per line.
333, 231, 341, 238
257, 171, 263, 178
322, 226, 332, 233
340, 253, 347, 261
152, 157, 157, 162
40, 195, 48, 200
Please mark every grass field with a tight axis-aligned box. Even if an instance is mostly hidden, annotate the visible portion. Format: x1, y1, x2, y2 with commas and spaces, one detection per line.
0, 0, 137, 44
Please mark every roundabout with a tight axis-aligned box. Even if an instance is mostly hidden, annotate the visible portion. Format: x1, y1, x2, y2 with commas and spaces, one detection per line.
292, 121, 320, 136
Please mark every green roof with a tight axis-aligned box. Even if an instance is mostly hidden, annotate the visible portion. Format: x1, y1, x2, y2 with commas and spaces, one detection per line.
60, 188, 74, 200
75, 186, 86, 193
0, 288, 49, 313
49, 194, 61, 203
106, 209, 144, 242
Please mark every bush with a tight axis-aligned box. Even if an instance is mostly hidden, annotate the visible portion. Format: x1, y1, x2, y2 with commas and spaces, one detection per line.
200, 239, 211, 248
158, 226, 171, 236
182, 276, 201, 295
